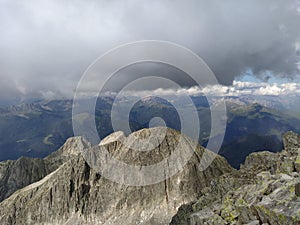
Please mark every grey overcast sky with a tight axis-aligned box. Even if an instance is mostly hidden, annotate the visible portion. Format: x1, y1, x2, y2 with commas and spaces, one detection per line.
0, 0, 299, 100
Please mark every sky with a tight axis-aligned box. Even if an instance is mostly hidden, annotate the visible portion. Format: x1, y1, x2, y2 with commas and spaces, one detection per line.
0, 0, 299, 100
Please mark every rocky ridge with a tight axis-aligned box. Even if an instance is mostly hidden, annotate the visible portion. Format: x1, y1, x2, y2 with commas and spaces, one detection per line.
170, 131, 300, 225
0, 136, 90, 202
0, 127, 232, 225
0, 128, 300, 224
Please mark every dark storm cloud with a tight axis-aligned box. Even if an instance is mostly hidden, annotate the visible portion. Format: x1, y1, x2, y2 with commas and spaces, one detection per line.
0, 0, 299, 99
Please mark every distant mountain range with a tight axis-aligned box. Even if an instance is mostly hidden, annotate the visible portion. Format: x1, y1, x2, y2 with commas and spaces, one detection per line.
0, 95, 300, 168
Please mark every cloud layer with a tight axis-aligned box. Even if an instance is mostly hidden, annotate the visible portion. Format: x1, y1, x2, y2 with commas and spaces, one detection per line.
0, 0, 299, 100
119, 81, 300, 97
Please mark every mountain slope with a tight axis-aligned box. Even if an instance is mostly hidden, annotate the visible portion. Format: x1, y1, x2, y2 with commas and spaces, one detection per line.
170, 131, 300, 225
0, 136, 90, 202
218, 103, 300, 168
0, 127, 232, 225
1, 98, 300, 170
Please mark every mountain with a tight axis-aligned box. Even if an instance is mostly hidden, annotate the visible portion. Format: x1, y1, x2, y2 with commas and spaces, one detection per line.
224, 94, 300, 118
0, 136, 90, 202
218, 102, 300, 168
0, 100, 74, 161
0, 127, 232, 225
0, 128, 300, 224
171, 131, 300, 224
1, 97, 300, 169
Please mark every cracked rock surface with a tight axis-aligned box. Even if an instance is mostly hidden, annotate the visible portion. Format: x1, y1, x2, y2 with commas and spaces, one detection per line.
0, 127, 232, 225
2, 128, 300, 225
0, 136, 90, 202
170, 131, 300, 225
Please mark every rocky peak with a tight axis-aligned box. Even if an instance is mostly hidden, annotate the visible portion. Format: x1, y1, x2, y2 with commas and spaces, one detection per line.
0, 136, 91, 204
99, 131, 125, 146
57, 136, 91, 156
0, 127, 232, 225
47, 136, 92, 160
2, 129, 300, 224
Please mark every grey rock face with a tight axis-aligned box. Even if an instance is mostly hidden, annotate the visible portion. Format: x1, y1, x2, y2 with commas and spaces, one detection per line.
171, 131, 300, 225
0, 157, 49, 202
0, 128, 232, 225
0, 136, 91, 202
2, 129, 300, 225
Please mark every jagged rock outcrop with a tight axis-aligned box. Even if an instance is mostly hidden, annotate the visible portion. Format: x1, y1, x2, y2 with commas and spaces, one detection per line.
170, 131, 300, 225
2, 128, 300, 225
0, 127, 232, 225
0, 157, 49, 202
0, 136, 91, 202
46, 136, 92, 165
283, 131, 300, 152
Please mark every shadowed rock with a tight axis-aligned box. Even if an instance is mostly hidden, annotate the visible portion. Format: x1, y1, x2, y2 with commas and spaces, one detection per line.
0, 136, 91, 202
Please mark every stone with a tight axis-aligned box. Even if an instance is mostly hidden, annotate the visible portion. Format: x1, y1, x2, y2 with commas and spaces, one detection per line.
0, 127, 232, 225
294, 156, 300, 172
245, 221, 260, 225
2, 129, 300, 225
283, 131, 300, 155
171, 131, 300, 225
0, 136, 91, 202
295, 183, 300, 197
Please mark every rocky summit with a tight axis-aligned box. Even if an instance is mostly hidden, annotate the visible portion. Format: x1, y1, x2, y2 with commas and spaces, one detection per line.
0, 127, 232, 225
0, 128, 299, 225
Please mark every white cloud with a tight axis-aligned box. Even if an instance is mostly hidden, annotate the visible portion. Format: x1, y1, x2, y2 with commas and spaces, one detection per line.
113, 81, 300, 98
